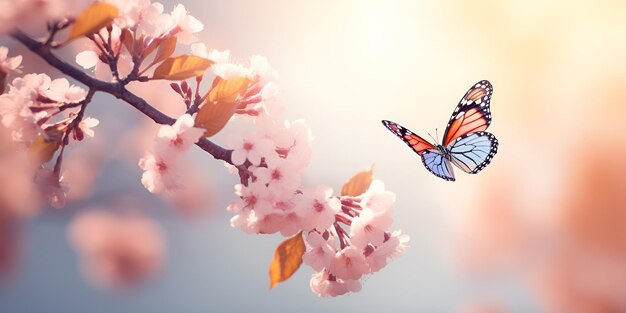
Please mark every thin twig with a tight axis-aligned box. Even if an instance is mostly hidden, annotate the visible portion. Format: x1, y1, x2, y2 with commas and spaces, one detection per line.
10, 29, 236, 169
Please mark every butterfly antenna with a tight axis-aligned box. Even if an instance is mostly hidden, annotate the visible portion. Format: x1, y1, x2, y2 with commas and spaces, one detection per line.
435, 128, 440, 145
427, 132, 437, 144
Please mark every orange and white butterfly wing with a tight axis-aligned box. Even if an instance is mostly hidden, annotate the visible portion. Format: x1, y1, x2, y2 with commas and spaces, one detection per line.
382, 120, 435, 155
442, 80, 493, 146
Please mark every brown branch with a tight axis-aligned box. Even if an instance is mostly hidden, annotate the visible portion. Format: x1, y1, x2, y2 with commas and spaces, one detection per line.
10, 29, 236, 167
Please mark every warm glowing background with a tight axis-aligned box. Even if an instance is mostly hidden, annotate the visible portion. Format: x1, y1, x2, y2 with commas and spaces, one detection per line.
2, 0, 626, 312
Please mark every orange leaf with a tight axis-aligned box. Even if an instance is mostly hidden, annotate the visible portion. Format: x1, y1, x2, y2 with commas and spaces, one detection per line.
142, 37, 162, 60
269, 232, 305, 289
67, 2, 119, 41
341, 165, 374, 196
151, 36, 177, 65
120, 29, 134, 54
207, 76, 251, 103
28, 130, 63, 164
151, 55, 213, 80
194, 76, 251, 137
140, 36, 178, 74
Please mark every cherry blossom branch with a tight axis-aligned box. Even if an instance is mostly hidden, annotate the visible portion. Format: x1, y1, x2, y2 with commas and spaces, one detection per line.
10, 29, 235, 166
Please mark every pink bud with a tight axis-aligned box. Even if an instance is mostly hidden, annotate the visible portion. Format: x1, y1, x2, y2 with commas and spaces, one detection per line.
170, 83, 182, 94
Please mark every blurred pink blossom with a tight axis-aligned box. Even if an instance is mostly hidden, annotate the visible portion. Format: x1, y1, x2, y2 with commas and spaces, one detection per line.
34, 168, 67, 209
0, 0, 83, 35
0, 46, 22, 75
68, 210, 164, 290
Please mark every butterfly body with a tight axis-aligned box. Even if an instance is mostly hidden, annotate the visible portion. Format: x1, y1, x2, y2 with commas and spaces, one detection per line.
382, 80, 498, 181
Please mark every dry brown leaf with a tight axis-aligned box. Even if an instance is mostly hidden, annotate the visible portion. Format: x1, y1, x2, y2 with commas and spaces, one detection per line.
120, 29, 134, 54
67, 2, 118, 41
151, 55, 213, 80
151, 36, 177, 65
269, 232, 305, 289
341, 165, 374, 196
194, 76, 251, 137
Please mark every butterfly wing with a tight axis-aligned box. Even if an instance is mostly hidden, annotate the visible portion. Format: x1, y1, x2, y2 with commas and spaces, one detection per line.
422, 149, 456, 181
442, 80, 493, 146
382, 120, 455, 181
381, 120, 435, 155
448, 131, 498, 174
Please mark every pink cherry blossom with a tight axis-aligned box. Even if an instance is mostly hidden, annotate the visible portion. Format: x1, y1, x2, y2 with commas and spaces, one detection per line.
105, 0, 154, 29
361, 179, 396, 214
138, 152, 180, 193
227, 182, 275, 233
268, 119, 313, 167
253, 192, 300, 236
249, 55, 278, 84
78, 117, 100, 138
227, 132, 275, 166
253, 155, 301, 192
349, 207, 393, 249
0, 46, 22, 75
229, 208, 257, 234
257, 117, 294, 148
328, 246, 370, 280
75, 26, 133, 81
0, 93, 40, 144
303, 231, 336, 271
43, 78, 87, 103
197, 49, 251, 80
295, 186, 340, 232
365, 230, 409, 273
252, 210, 285, 235
68, 210, 164, 289
310, 270, 362, 297
191, 43, 230, 64
134, 2, 170, 37
165, 4, 203, 44
155, 114, 204, 153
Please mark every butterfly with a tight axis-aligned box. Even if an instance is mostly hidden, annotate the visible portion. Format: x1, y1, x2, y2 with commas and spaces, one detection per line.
382, 80, 498, 181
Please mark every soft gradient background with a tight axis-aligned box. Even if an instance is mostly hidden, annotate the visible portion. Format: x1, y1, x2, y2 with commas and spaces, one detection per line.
2, 0, 626, 312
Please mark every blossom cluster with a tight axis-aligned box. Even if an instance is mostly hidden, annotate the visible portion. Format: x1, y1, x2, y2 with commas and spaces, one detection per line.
68, 209, 164, 289
199, 53, 409, 296
76, 0, 202, 81
306, 182, 409, 297
224, 115, 409, 296
0, 0, 409, 297
0, 46, 100, 208
139, 114, 204, 193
